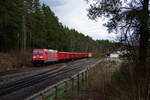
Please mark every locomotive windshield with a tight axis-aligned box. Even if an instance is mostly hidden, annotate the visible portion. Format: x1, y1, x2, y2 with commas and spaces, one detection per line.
33, 51, 43, 55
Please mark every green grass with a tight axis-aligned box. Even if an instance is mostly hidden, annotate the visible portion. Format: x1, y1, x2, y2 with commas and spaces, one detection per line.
45, 76, 84, 100
46, 83, 66, 100
112, 66, 129, 81
68, 59, 123, 100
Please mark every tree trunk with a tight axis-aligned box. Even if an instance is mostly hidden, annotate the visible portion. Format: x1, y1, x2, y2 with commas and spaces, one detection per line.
139, 0, 149, 68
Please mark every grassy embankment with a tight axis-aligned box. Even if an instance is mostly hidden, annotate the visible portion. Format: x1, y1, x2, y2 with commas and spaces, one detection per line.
69, 58, 137, 100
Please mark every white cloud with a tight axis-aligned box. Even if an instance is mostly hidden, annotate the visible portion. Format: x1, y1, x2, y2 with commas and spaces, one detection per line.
41, 0, 116, 40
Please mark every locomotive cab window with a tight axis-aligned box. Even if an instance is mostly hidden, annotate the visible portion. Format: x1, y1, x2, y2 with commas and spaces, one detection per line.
33, 51, 43, 55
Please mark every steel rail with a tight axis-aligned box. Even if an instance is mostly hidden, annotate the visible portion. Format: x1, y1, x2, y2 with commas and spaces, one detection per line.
0, 59, 96, 96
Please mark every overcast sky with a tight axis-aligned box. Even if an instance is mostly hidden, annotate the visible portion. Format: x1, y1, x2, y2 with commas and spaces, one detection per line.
40, 0, 116, 40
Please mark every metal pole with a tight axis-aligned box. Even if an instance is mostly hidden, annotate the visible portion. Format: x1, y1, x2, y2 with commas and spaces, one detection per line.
77, 74, 80, 93
65, 81, 68, 100
86, 69, 89, 87
85, 71, 88, 87
55, 86, 58, 100
70, 39, 72, 52
41, 93, 45, 100
87, 69, 89, 83
22, 16, 26, 66
72, 78, 74, 96
85, 71, 87, 81
82, 72, 84, 86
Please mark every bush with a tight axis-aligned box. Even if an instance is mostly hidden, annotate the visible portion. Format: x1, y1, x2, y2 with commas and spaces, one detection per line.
112, 67, 129, 81
0, 50, 32, 72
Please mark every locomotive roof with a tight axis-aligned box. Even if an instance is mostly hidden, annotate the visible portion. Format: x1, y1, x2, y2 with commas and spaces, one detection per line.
46, 49, 57, 52
33, 49, 57, 52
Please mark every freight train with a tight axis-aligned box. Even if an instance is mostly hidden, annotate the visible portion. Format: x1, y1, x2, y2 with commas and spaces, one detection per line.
32, 49, 104, 65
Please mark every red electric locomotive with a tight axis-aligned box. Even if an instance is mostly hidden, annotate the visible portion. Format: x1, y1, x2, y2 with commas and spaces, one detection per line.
32, 49, 58, 65
32, 49, 104, 66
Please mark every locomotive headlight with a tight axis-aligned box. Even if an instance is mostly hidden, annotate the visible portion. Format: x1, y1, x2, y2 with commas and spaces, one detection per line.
33, 56, 36, 58
40, 56, 43, 58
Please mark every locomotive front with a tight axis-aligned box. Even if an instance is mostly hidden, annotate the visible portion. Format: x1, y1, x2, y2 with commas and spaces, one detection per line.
32, 49, 46, 65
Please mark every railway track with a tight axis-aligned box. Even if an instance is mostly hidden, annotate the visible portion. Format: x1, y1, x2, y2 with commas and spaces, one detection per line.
0, 62, 66, 79
0, 58, 99, 98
